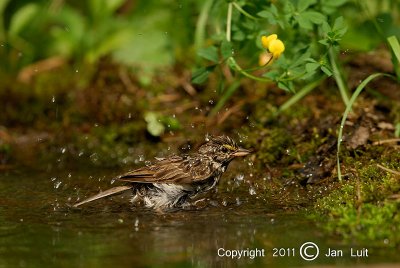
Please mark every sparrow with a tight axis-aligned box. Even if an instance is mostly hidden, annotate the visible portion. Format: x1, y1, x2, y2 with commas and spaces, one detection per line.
73, 135, 251, 211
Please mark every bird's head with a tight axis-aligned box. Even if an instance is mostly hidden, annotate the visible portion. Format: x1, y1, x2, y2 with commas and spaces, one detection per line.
198, 135, 251, 163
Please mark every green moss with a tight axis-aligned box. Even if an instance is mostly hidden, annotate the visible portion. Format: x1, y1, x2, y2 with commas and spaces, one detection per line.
245, 126, 295, 166
312, 159, 400, 247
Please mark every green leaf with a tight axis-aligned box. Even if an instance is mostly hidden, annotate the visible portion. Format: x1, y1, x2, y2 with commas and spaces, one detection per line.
144, 112, 165, 137
105, 0, 125, 13
257, 10, 276, 25
333, 16, 345, 31
302, 11, 325, 24
191, 65, 216, 84
262, 70, 280, 80
388, 36, 400, 64
306, 62, 320, 73
221, 40, 233, 59
257, 10, 273, 18
321, 0, 348, 14
86, 28, 132, 63
321, 21, 331, 32
395, 123, 400, 138
278, 81, 294, 93
197, 46, 219, 62
321, 65, 332, 76
387, 36, 400, 79
298, 0, 317, 12
9, 3, 39, 36
0, 0, 10, 14
161, 116, 181, 131
270, 4, 278, 15
318, 39, 329, 46
296, 15, 313, 30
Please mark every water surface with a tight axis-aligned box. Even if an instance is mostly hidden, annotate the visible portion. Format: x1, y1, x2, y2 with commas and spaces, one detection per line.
1, 166, 399, 267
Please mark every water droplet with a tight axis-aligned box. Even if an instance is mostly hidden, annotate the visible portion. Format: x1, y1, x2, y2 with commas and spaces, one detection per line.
75, 69, 79, 73
54, 181, 62, 189
68, 173, 71, 178
208, 99, 214, 105
61, 148, 66, 154
249, 187, 256, 195
235, 174, 244, 181
52, 96, 55, 103
383, 238, 389, 244
51, 177, 57, 181
90, 153, 99, 162
128, 113, 132, 119
270, 218, 275, 223
235, 197, 241, 205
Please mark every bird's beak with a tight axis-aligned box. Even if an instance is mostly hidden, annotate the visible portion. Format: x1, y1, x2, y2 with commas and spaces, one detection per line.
232, 148, 252, 157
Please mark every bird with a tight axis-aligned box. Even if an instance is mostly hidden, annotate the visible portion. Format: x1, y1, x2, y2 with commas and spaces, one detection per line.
73, 135, 251, 211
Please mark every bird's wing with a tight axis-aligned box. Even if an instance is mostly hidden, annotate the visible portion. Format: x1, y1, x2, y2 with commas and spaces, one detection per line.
116, 155, 214, 184
73, 185, 133, 207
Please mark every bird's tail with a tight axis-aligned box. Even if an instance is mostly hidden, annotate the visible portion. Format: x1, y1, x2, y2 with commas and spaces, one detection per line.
73, 185, 133, 207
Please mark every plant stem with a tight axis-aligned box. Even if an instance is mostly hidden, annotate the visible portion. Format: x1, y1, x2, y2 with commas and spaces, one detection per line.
232, 2, 258, 20
226, 3, 232, 42
336, 73, 394, 182
210, 80, 241, 116
228, 57, 272, 82
195, 0, 214, 50
329, 47, 350, 106
276, 77, 325, 115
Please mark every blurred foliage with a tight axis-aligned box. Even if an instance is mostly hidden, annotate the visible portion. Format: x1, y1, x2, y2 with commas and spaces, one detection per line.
191, 0, 399, 109
0, 0, 200, 77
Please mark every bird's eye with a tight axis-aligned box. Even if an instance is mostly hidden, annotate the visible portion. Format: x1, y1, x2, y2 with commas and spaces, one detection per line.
221, 147, 229, 153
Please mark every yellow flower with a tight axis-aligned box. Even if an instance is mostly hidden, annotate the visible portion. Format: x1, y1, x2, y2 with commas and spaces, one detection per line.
261, 34, 277, 49
261, 34, 285, 60
269, 39, 285, 58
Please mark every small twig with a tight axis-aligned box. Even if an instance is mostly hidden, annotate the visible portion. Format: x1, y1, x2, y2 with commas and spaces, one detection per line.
217, 100, 245, 125
376, 164, 400, 176
118, 68, 137, 93
17, 56, 66, 83
372, 138, 400, 146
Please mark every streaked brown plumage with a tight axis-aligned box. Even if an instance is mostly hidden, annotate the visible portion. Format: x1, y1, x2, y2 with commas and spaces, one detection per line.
74, 136, 250, 211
